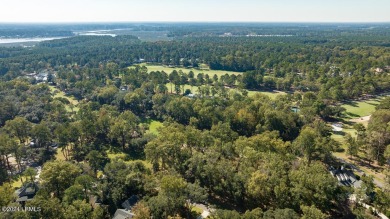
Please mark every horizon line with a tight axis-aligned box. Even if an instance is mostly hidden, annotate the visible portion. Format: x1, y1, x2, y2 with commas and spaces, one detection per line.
1, 21, 390, 24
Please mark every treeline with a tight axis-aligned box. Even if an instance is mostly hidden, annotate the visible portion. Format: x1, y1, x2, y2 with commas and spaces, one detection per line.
0, 33, 389, 99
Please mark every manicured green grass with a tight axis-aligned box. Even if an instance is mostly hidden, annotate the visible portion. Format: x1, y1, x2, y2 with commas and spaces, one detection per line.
332, 96, 385, 171
247, 90, 287, 99
331, 126, 357, 143
341, 98, 382, 118
132, 63, 243, 78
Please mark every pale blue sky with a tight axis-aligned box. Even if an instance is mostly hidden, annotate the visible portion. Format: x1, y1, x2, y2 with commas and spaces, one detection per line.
1, 0, 389, 23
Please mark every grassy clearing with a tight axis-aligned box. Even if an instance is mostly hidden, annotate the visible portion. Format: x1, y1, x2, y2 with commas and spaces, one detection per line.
341, 98, 382, 118
133, 64, 288, 100
12, 176, 28, 188
106, 150, 153, 169
50, 85, 80, 112
247, 90, 287, 99
133, 63, 243, 78
107, 150, 129, 160
165, 83, 200, 94
331, 126, 357, 143
165, 83, 287, 100
55, 148, 67, 161
146, 120, 164, 135
333, 96, 384, 144
192, 206, 204, 214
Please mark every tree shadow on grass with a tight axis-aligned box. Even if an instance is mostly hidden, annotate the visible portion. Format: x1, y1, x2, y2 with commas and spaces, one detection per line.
354, 156, 384, 173
367, 102, 379, 106
343, 101, 359, 107
344, 112, 360, 118
333, 130, 347, 137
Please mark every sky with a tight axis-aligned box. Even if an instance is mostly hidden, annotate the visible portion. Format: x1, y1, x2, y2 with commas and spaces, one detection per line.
1, 0, 389, 23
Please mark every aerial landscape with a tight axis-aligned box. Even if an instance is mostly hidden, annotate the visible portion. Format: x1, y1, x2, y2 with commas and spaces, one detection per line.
0, 1, 390, 219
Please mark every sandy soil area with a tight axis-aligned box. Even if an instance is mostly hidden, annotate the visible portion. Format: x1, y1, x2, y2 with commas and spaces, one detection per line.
350, 115, 371, 126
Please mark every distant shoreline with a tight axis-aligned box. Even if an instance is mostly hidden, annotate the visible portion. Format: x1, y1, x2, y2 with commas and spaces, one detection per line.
0, 37, 68, 44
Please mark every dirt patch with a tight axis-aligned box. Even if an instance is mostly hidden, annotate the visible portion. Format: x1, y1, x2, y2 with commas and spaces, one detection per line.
350, 115, 371, 127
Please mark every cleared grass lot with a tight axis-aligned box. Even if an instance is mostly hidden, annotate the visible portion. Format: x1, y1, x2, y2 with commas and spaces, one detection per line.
341, 98, 382, 118
332, 97, 383, 144
131, 63, 243, 78
131, 64, 288, 99
50, 85, 80, 112
247, 90, 287, 99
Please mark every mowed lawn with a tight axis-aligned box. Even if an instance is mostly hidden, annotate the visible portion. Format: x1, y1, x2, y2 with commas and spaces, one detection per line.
332, 96, 384, 157
331, 126, 357, 143
333, 97, 383, 143
341, 98, 382, 118
247, 90, 287, 99
132, 64, 243, 78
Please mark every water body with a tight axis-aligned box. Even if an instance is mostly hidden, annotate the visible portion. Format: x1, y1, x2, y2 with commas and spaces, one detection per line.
0, 28, 124, 45
76, 32, 117, 37
73, 28, 134, 37
0, 37, 67, 44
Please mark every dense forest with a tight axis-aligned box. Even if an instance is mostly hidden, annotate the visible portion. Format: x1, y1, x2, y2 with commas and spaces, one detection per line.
0, 23, 390, 219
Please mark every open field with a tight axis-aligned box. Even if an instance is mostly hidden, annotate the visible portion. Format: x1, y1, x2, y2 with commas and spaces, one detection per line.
332, 96, 383, 143
332, 96, 384, 142
131, 64, 287, 100
247, 90, 287, 99
50, 86, 80, 112
132, 63, 243, 78
341, 98, 382, 118
165, 82, 287, 100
